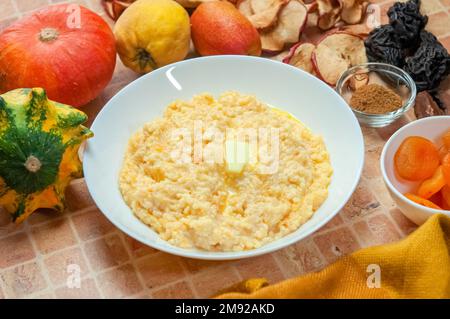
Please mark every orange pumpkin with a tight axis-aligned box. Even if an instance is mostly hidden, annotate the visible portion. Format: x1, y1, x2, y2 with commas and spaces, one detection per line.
0, 4, 116, 107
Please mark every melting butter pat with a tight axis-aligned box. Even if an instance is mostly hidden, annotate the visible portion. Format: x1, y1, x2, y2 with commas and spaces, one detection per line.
225, 140, 250, 174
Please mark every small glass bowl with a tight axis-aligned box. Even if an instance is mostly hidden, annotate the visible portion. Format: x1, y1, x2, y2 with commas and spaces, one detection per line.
336, 62, 417, 128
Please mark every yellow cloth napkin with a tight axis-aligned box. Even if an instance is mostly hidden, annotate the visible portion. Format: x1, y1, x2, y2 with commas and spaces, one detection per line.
216, 214, 450, 299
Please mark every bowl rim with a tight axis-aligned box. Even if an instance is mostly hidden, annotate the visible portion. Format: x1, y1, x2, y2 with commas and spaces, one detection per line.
336, 62, 417, 118
380, 116, 450, 215
84, 55, 365, 260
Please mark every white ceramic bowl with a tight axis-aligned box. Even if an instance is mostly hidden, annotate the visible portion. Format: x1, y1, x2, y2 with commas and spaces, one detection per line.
83, 56, 364, 260
381, 116, 450, 225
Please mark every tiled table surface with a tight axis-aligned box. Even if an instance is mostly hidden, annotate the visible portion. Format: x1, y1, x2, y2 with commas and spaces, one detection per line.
0, 0, 449, 299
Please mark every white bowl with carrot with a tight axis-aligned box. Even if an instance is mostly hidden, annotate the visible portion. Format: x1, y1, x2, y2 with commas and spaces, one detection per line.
381, 116, 450, 225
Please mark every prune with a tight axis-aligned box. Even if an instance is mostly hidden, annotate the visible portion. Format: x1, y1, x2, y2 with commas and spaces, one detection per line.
364, 0, 450, 109
404, 31, 450, 92
387, 0, 427, 47
365, 25, 405, 67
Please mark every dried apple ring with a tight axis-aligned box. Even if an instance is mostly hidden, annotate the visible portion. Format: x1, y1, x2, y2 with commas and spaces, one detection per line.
417, 166, 446, 199
404, 193, 442, 210
394, 136, 440, 181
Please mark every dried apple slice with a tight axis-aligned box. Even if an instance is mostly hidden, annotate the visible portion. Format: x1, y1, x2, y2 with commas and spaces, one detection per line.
312, 31, 367, 86
237, 0, 255, 17
339, 0, 365, 24
102, 0, 134, 20
347, 72, 369, 90
306, 1, 318, 13
102, 0, 115, 20
250, 0, 279, 13
260, 33, 285, 53
260, 0, 308, 53
339, 23, 371, 37
112, 0, 132, 18
283, 42, 316, 74
317, 0, 342, 30
248, 0, 287, 29
238, 0, 287, 30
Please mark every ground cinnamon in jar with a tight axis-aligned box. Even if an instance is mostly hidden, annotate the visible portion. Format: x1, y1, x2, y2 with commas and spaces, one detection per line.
349, 83, 403, 114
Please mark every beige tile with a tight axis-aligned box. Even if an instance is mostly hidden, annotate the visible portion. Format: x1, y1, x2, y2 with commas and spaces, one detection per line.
361, 126, 384, 148
55, 278, 101, 299
97, 264, 143, 298
368, 178, 396, 209
441, 0, 450, 8
0, 284, 4, 299
123, 233, 159, 258
183, 258, 234, 276
131, 292, 152, 299
44, 247, 89, 285
389, 208, 418, 235
191, 266, 241, 298
136, 253, 186, 289
0, 262, 47, 298
440, 35, 450, 51
376, 116, 411, 141
353, 220, 378, 247
84, 234, 129, 271
420, 0, 445, 15
316, 213, 344, 233
65, 179, 96, 212
341, 179, 380, 221
33, 292, 55, 299
426, 11, 450, 37
84, 0, 105, 13
27, 209, 66, 226
151, 280, 196, 299
16, 0, 50, 13
234, 255, 284, 284
0, 0, 16, 19
362, 146, 382, 179
71, 208, 115, 241
366, 213, 402, 244
31, 219, 77, 254
50, 0, 89, 6
314, 227, 361, 263
0, 208, 24, 238
0, 232, 35, 269
274, 239, 326, 277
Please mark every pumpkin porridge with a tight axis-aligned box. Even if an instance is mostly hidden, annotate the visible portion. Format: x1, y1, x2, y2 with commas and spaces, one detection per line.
119, 92, 332, 251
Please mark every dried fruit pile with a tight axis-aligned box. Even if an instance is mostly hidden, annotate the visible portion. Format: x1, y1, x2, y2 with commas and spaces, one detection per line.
395, 131, 450, 210
283, 31, 367, 86
238, 0, 308, 53
103, 0, 370, 56
365, 0, 450, 111
309, 0, 369, 31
